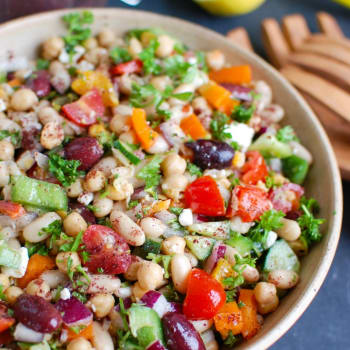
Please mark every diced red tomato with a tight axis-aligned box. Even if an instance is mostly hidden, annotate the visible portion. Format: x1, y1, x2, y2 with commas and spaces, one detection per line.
62, 88, 105, 126
0, 304, 15, 333
82, 225, 131, 274
183, 268, 226, 320
227, 185, 271, 222
269, 183, 304, 213
110, 59, 143, 75
0, 329, 12, 345
0, 201, 26, 219
241, 151, 268, 185
184, 176, 226, 216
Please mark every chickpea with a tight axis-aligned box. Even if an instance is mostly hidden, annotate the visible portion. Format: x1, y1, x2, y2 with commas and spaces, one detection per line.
276, 218, 301, 241
83, 37, 98, 50
107, 180, 134, 201
137, 262, 164, 290
63, 212, 87, 237
38, 106, 62, 125
5, 286, 23, 304
0, 140, 14, 161
254, 282, 277, 305
132, 282, 149, 301
11, 88, 38, 111
56, 252, 81, 273
140, 217, 166, 238
84, 47, 108, 65
26, 278, 51, 299
0, 162, 9, 187
268, 270, 299, 289
156, 35, 175, 58
147, 135, 169, 154
150, 76, 172, 92
206, 50, 225, 70
40, 121, 64, 150
84, 169, 106, 192
109, 114, 131, 135
184, 250, 198, 267
128, 37, 143, 57
224, 245, 238, 265
67, 178, 84, 198
162, 236, 186, 255
0, 273, 10, 290
161, 174, 188, 200
119, 131, 136, 144
42, 37, 64, 60
93, 197, 113, 218
258, 294, 279, 315
98, 29, 116, 48
124, 257, 143, 281
161, 153, 186, 177
192, 96, 212, 114
89, 293, 115, 318
67, 338, 93, 350
242, 265, 260, 283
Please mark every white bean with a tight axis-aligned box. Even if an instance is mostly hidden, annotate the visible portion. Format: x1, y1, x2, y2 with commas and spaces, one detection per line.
254, 282, 277, 305
257, 294, 279, 315
93, 197, 113, 218
91, 321, 114, 350
190, 319, 213, 333
23, 212, 61, 243
40, 270, 68, 288
147, 135, 169, 154
93, 157, 117, 177
140, 217, 166, 238
171, 254, 192, 294
276, 218, 301, 241
137, 261, 164, 290
268, 270, 299, 289
242, 265, 260, 283
0, 162, 9, 187
260, 104, 285, 123
110, 210, 145, 246
162, 236, 186, 255
85, 274, 121, 295
254, 81, 272, 112
156, 35, 175, 58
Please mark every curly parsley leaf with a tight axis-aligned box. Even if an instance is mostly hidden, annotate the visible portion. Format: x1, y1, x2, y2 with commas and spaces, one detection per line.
25, 242, 49, 257
40, 220, 62, 250
210, 112, 231, 141
137, 155, 162, 198
48, 153, 85, 187
232, 104, 255, 123
297, 196, 325, 245
139, 39, 161, 75
147, 253, 172, 278
36, 58, 50, 70
223, 331, 238, 346
186, 162, 202, 177
110, 47, 132, 64
276, 125, 299, 143
0, 130, 21, 147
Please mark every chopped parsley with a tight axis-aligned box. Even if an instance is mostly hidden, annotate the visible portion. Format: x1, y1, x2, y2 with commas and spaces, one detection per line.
225, 289, 237, 303
40, 220, 62, 249
169, 207, 184, 216
128, 200, 139, 209
147, 253, 171, 278
276, 125, 299, 143
0, 130, 21, 147
0, 285, 7, 301
136, 155, 162, 198
25, 242, 49, 257
139, 39, 161, 75
210, 112, 231, 142
186, 162, 202, 177
72, 291, 87, 303
110, 47, 132, 64
265, 172, 277, 189
297, 197, 325, 245
163, 54, 199, 85
224, 331, 238, 346
48, 153, 85, 187
62, 11, 94, 53
232, 104, 255, 123
36, 58, 50, 70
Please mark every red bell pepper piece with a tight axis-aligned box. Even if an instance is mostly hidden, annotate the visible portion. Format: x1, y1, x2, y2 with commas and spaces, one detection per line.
241, 151, 268, 185
0, 201, 26, 219
62, 88, 105, 126
110, 59, 143, 75
183, 268, 226, 320
184, 176, 225, 216
0, 304, 15, 333
227, 185, 271, 222
269, 183, 304, 213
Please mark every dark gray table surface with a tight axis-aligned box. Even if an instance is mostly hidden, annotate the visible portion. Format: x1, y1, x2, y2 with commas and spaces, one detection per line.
105, 1, 349, 349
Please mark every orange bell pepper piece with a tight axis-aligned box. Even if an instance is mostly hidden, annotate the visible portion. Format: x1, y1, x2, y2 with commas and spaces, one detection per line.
238, 289, 261, 339
214, 302, 243, 338
180, 114, 207, 140
131, 108, 158, 151
0, 201, 25, 219
209, 65, 252, 85
71, 71, 118, 107
218, 97, 240, 116
65, 322, 93, 341
148, 200, 171, 216
17, 254, 55, 288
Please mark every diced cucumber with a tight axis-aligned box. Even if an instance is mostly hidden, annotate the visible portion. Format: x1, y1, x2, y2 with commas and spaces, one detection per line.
114, 140, 141, 165
225, 232, 253, 257
0, 242, 21, 269
11, 175, 68, 212
185, 235, 215, 260
128, 304, 164, 347
133, 239, 161, 259
249, 133, 292, 158
188, 221, 230, 240
263, 239, 300, 273
282, 155, 309, 184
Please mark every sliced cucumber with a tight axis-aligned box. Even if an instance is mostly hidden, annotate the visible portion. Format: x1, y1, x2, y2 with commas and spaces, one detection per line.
113, 140, 141, 166
263, 239, 300, 273
185, 235, 215, 260
249, 133, 292, 159
225, 232, 253, 257
188, 221, 230, 240
133, 239, 161, 259
128, 304, 164, 347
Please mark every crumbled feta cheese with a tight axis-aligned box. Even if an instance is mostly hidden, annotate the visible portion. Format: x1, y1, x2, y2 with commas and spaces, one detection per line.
77, 192, 94, 205
117, 286, 132, 298
60, 288, 71, 300
179, 209, 193, 227
58, 49, 70, 64
230, 216, 254, 234
265, 231, 278, 249
2, 247, 29, 278
75, 59, 94, 72
0, 99, 6, 112
224, 122, 255, 151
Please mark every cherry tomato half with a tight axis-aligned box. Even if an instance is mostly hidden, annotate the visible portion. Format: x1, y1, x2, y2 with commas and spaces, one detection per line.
241, 151, 268, 185
110, 59, 143, 75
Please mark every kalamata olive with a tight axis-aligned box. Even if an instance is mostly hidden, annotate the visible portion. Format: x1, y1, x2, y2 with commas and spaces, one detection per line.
220, 83, 252, 101
162, 313, 205, 350
14, 294, 62, 333
26, 70, 51, 97
64, 137, 103, 170
69, 202, 96, 225
186, 139, 235, 170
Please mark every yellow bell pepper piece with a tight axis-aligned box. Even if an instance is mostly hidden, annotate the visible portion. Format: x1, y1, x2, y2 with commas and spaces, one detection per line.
72, 71, 118, 107
211, 258, 234, 285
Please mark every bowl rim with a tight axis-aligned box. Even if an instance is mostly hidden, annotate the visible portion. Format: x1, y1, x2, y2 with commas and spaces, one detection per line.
0, 7, 343, 349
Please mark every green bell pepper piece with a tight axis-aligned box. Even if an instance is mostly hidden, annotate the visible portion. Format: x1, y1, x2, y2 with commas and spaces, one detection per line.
282, 155, 309, 184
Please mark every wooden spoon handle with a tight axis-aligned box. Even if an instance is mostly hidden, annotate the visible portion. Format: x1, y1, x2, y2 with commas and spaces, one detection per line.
280, 65, 350, 123
226, 27, 254, 52
282, 14, 311, 50
307, 33, 350, 50
317, 11, 344, 38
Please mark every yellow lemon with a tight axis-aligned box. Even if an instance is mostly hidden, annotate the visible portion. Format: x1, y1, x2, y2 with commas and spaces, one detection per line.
194, 0, 266, 16
333, 0, 350, 8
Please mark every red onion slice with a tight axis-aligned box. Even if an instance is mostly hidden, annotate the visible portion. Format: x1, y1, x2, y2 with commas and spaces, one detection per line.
13, 323, 45, 343
55, 297, 92, 327
220, 83, 252, 101
159, 121, 185, 148
146, 340, 167, 350
167, 302, 183, 314
140, 291, 170, 318
204, 242, 227, 273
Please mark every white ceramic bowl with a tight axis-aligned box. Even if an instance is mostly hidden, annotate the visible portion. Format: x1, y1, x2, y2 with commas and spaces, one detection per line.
0, 8, 343, 349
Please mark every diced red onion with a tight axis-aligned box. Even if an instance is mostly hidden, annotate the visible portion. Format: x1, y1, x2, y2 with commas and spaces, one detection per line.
204, 242, 226, 274
154, 210, 184, 237
140, 291, 170, 318
131, 186, 147, 200
34, 152, 49, 170
55, 297, 92, 327
13, 322, 44, 343
146, 340, 167, 350
167, 302, 183, 314
220, 83, 252, 101
159, 121, 185, 148
115, 297, 132, 312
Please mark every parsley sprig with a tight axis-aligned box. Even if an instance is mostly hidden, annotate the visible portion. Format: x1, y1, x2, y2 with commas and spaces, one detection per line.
110, 47, 132, 64
232, 104, 255, 123
0, 130, 21, 147
210, 112, 239, 150
186, 162, 202, 177
276, 125, 299, 143
136, 155, 162, 198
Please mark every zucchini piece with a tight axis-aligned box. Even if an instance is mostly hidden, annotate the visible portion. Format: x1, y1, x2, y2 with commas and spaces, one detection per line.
282, 155, 309, 184
225, 232, 254, 257
133, 239, 161, 259
11, 175, 68, 212
263, 239, 300, 273
185, 235, 215, 260
249, 133, 292, 158
0, 243, 21, 269
188, 221, 230, 240
114, 140, 141, 165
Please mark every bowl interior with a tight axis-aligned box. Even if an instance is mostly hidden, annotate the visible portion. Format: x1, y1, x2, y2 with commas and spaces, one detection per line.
0, 8, 343, 349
